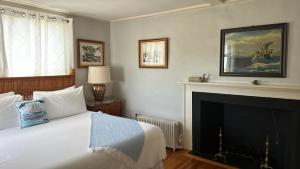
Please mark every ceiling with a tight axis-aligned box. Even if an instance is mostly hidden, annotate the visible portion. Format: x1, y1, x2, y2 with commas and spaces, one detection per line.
2, 0, 247, 21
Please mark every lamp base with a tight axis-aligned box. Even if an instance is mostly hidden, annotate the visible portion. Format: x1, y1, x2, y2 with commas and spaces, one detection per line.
92, 84, 106, 102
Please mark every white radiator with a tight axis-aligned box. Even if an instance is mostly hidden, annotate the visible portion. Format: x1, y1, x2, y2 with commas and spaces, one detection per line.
135, 114, 181, 152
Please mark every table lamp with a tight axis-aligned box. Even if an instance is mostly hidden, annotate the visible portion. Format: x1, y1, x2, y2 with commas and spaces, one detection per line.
88, 66, 111, 102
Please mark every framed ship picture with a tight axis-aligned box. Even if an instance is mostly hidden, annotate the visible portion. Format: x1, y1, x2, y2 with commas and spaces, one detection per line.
220, 23, 288, 77
139, 38, 168, 68
77, 39, 104, 68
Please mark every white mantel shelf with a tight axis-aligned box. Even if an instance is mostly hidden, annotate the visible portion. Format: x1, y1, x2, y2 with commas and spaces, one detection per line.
177, 81, 300, 100
178, 81, 300, 150
177, 81, 300, 92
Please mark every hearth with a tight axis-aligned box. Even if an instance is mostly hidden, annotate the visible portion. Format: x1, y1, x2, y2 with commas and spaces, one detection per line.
192, 92, 300, 169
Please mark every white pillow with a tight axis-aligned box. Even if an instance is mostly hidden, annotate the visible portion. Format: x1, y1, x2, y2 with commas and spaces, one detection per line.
33, 86, 75, 96
0, 94, 22, 129
34, 86, 87, 120
0, 92, 15, 98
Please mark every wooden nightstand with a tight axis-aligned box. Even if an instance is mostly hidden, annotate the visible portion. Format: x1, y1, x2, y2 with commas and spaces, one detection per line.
86, 99, 121, 117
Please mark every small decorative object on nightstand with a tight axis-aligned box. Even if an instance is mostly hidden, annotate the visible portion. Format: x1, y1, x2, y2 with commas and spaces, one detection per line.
88, 66, 111, 102
86, 99, 121, 117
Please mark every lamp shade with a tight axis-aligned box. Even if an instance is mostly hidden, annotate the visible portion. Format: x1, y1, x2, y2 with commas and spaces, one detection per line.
88, 66, 111, 84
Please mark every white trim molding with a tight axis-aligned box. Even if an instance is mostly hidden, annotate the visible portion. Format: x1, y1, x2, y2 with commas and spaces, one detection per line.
1, 0, 68, 13
1, 0, 253, 22
111, 3, 212, 23
178, 81, 300, 150
111, 0, 253, 23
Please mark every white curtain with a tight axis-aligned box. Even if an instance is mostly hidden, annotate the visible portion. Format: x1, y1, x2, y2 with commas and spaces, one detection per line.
0, 6, 74, 77
0, 16, 7, 77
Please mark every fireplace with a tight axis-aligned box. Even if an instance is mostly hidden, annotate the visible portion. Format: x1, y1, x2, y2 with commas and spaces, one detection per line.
192, 92, 300, 169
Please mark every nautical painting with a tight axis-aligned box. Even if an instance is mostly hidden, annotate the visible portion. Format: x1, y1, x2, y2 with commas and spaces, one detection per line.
139, 38, 168, 68
78, 39, 104, 68
220, 23, 287, 77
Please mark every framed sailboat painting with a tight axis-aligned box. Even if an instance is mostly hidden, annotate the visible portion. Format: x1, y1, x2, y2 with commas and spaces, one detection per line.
220, 23, 288, 77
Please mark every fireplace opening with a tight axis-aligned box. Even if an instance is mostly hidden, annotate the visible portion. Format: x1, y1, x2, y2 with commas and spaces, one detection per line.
192, 92, 300, 169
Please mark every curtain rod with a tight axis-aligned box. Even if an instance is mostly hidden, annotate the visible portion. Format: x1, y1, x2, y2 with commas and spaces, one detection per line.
0, 5, 71, 23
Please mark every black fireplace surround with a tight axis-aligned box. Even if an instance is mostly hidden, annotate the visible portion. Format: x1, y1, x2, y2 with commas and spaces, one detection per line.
192, 92, 300, 169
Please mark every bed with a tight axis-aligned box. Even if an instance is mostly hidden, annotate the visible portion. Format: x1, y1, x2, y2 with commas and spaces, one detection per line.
0, 71, 167, 169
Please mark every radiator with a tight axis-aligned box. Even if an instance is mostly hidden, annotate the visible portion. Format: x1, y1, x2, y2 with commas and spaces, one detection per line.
135, 114, 181, 152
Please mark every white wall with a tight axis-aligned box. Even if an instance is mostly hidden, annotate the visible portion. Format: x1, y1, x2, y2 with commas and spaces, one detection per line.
73, 16, 111, 100
110, 0, 300, 121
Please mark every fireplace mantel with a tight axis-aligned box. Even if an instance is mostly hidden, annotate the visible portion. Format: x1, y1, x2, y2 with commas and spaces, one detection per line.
178, 81, 300, 100
178, 81, 300, 150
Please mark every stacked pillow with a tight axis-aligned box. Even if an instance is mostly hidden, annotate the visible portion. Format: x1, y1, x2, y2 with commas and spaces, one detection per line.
0, 92, 22, 129
33, 86, 87, 120
0, 91, 15, 98
0, 86, 87, 129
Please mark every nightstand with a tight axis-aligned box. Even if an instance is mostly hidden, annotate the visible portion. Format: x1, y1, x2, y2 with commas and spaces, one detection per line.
86, 99, 121, 117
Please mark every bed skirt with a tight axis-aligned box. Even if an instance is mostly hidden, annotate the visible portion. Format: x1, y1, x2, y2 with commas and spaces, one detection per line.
151, 161, 164, 169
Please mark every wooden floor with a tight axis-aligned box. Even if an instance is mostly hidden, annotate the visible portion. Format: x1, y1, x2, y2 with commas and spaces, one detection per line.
164, 149, 238, 169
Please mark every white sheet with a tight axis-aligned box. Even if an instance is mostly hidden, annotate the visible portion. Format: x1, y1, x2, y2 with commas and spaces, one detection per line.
0, 112, 166, 169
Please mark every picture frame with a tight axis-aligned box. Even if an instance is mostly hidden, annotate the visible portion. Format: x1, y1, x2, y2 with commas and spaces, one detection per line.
139, 38, 168, 68
220, 23, 288, 77
77, 39, 105, 68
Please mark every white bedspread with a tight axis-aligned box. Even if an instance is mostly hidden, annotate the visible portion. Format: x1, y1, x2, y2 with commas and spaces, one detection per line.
0, 112, 166, 169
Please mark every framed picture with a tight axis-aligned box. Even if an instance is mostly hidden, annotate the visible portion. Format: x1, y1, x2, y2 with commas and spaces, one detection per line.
77, 39, 104, 68
139, 38, 168, 68
220, 23, 288, 77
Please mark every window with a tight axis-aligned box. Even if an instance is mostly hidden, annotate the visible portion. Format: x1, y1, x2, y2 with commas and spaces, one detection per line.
0, 6, 74, 77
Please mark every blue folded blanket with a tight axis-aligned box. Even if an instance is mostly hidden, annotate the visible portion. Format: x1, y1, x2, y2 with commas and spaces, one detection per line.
90, 112, 145, 166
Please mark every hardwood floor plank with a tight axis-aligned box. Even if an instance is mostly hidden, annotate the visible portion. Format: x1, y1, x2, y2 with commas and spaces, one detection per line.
164, 149, 238, 169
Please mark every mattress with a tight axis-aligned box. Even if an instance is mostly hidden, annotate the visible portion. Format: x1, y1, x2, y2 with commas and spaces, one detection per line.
0, 112, 166, 169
